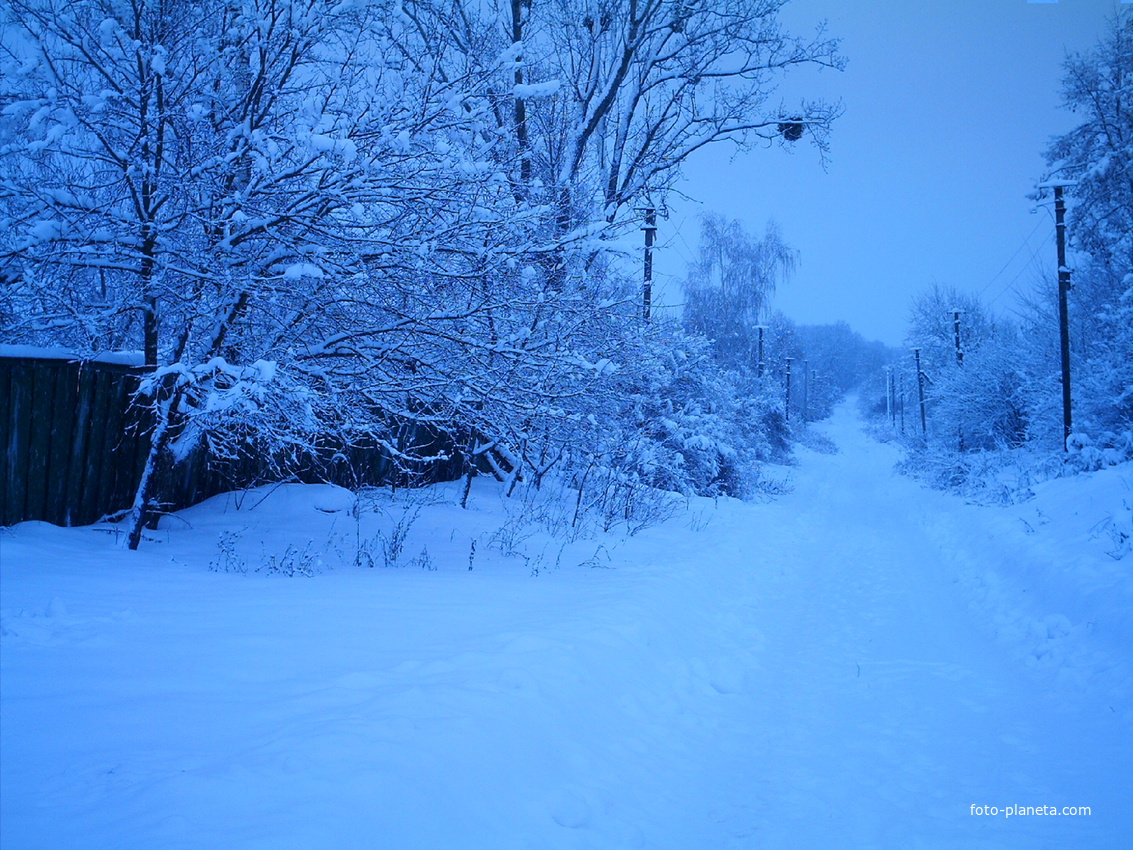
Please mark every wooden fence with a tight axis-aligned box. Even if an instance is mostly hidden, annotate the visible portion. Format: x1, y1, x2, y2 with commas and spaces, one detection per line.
1, 352, 464, 528
2, 354, 149, 527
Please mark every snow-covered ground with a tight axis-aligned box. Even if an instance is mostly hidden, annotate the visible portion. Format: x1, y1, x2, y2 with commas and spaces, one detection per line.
2, 401, 1130, 849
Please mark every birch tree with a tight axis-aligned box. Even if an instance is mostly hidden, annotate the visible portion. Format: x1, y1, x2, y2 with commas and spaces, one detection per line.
682, 213, 797, 370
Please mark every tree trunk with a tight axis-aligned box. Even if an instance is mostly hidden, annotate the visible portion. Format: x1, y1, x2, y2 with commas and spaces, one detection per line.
126, 384, 178, 550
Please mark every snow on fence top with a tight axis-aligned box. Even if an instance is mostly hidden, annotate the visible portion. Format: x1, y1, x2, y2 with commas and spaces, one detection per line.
0, 344, 145, 368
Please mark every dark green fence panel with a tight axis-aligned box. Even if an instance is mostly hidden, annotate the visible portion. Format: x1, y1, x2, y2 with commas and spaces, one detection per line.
23, 362, 56, 521
3, 360, 34, 526
1, 353, 464, 528
64, 363, 98, 526
45, 363, 78, 524
0, 362, 10, 525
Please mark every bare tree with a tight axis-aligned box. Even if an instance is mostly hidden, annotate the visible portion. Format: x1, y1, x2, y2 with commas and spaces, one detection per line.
682, 214, 797, 370
1040, 10, 1133, 439
1, 0, 845, 543
419, 0, 842, 249
0, 0, 534, 545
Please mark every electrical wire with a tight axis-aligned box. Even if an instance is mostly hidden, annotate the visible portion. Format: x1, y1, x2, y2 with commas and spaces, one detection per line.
986, 224, 1055, 307
975, 215, 1049, 299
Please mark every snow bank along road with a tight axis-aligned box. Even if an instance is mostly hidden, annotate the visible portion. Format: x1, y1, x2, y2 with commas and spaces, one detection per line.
1, 401, 1130, 848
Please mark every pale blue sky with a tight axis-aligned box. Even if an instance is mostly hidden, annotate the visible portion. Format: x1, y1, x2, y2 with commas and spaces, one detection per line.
654, 0, 1123, 345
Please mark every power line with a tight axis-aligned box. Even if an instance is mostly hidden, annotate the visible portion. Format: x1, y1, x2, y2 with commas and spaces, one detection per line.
976, 215, 1049, 299
986, 225, 1055, 307
663, 214, 699, 268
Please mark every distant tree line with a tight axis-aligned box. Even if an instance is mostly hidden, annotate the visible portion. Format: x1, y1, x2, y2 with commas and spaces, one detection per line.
677, 211, 893, 486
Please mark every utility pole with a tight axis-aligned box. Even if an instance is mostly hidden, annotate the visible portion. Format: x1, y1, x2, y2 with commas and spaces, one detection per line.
899, 373, 905, 434
885, 367, 893, 426
890, 369, 897, 426
642, 207, 657, 321
802, 359, 809, 422
785, 357, 793, 422
756, 326, 766, 378
914, 348, 927, 441
952, 310, 963, 366
951, 309, 965, 450
1054, 184, 1073, 450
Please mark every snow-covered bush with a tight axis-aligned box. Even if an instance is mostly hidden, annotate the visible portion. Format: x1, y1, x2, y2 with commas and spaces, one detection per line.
889, 286, 1044, 496
1036, 10, 1133, 459
0, 0, 843, 545
930, 328, 1030, 452
894, 13, 1133, 493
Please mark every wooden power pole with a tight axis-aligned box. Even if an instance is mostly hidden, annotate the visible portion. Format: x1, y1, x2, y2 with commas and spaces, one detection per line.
885, 367, 893, 425
1054, 185, 1073, 450
802, 359, 809, 422
952, 310, 963, 366
812, 369, 817, 418
785, 357, 793, 422
642, 208, 657, 321
914, 348, 927, 440
899, 373, 905, 434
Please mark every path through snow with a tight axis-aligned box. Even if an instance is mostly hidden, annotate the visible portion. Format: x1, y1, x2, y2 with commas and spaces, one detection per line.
1, 400, 1129, 848
683, 403, 1132, 847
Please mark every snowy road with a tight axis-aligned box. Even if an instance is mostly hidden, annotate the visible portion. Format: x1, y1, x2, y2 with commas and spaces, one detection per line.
673, 403, 1132, 847
2, 401, 1130, 848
